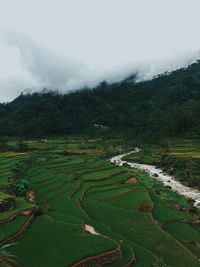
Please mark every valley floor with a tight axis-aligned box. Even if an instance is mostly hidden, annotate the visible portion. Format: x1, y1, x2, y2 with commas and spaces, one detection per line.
0, 136, 200, 267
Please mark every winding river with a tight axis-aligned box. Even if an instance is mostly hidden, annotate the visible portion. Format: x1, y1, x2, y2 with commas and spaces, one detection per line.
110, 149, 200, 207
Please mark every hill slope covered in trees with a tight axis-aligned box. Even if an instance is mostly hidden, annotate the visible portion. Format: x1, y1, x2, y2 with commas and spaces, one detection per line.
1, 60, 200, 137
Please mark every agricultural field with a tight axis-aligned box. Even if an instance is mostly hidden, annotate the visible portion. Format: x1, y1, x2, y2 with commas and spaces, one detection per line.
0, 136, 200, 266
167, 139, 200, 159
124, 138, 200, 189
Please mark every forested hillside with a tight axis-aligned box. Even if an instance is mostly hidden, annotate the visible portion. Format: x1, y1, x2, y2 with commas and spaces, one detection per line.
1, 60, 200, 137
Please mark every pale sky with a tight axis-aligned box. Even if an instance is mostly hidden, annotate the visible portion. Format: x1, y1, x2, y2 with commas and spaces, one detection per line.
0, 0, 200, 102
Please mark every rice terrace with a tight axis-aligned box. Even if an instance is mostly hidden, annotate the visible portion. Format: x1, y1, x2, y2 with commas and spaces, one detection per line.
1, 137, 200, 267
1, 1, 200, 266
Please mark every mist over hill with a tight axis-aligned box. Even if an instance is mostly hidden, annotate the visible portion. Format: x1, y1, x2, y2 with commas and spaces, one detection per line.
1, 31, 200, 102
0, 60, 200, 138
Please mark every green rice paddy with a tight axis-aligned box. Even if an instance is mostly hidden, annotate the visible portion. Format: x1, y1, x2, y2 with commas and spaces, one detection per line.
0, 137, 199, 266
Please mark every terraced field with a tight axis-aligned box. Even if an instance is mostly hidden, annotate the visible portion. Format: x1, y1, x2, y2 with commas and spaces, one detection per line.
168, 139, 200, 158
1, 138, 200, 266
124, 139, 200, 189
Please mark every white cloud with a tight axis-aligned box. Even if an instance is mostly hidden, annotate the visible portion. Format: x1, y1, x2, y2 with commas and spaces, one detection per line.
0, 0, 200, 101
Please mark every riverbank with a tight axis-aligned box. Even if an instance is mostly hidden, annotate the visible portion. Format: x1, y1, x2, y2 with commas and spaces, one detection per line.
110, 149, 200, 207
123, 141, 200, 189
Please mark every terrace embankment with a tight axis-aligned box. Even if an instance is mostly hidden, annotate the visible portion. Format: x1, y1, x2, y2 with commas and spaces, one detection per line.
71, 245, 122, 267
0, 256, 17, 267
1, 209, 36, 244
5, 138, 200, 267
110, 149, 200, 207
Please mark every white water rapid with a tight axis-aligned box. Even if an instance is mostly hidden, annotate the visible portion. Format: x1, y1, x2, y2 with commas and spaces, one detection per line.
110, 149, 200, 207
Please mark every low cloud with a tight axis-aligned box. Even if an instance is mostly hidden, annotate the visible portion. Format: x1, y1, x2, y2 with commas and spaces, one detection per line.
0, 31, 200, 102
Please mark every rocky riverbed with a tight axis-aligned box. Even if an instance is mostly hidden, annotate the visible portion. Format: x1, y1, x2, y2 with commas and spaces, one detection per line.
110, 149, 200, 207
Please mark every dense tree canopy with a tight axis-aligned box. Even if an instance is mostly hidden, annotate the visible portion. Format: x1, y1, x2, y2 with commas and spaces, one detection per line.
1, 61, 200, 138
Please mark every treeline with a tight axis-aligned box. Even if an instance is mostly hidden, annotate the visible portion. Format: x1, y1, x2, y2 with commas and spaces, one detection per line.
1, 61, 200, 138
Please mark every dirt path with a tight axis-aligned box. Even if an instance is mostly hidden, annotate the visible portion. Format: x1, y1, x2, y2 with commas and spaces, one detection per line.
110, 149, 200, 207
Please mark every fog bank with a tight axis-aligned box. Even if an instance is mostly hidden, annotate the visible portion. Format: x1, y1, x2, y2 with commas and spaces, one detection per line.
0, 31, 200, 102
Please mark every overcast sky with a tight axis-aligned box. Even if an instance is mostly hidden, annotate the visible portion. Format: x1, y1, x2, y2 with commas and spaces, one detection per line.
0, 0, 200, 102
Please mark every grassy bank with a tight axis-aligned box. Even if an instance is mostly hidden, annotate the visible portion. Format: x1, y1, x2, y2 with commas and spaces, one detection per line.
124, 138, 200, 189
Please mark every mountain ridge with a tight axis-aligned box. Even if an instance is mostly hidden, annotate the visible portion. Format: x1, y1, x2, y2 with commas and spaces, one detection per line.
1, 60, 200, 138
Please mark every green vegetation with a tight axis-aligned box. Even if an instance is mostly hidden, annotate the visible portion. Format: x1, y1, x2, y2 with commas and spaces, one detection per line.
0, 59, 200, 266
0, 215, 29, 241
1, 60, 200, 139
8, 216, 117, 267
0, 242, 15, 259
0, 137, 197, 267
125, 139, 200, 188
0, 192, 15, 205
0, 198, 35, 222
164, 223, 200, 258
161, 139, 200, 188
124, 144, 168, 165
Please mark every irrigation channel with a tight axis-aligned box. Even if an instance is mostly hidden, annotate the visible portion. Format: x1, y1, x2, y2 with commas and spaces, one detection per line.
110, 149, 200, 207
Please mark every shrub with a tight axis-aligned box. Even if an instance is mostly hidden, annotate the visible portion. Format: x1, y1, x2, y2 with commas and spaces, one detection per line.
153, 258, 171, 267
